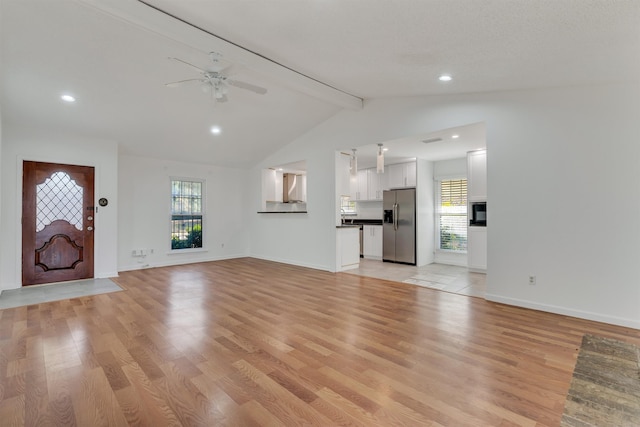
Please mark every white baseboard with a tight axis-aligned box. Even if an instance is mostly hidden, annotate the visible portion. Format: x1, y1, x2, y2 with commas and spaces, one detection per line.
118, 253, 247, 272
485, 293, 640, 330
95, 271, 119, 279
249, 254, 331, 272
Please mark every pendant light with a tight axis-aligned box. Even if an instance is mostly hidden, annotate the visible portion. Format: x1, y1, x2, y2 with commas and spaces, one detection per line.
350, 149, 358, 176
377, 143, 384, 174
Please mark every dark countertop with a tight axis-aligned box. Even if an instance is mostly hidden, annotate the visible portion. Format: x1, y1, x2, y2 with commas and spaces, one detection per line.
341, 218, 383, 226
336, 224, 361, 229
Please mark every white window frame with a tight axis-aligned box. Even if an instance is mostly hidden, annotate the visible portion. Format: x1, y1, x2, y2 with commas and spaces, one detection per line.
170, 177, 206, 252
436, 177, 468, 253
340, 195, 357, 215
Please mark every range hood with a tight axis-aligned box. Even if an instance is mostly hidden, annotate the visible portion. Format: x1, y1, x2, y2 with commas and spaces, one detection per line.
283, 173, 304, 203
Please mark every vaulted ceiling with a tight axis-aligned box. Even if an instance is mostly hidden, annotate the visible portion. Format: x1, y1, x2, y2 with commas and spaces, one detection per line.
2, 0, 639, 167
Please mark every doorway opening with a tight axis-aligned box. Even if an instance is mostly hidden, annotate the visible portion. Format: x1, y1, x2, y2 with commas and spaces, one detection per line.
340, 122, 487, 297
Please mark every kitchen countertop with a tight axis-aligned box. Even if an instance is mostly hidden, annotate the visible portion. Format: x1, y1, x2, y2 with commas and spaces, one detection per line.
336, 224, 361, 229
341, 219, 383, 226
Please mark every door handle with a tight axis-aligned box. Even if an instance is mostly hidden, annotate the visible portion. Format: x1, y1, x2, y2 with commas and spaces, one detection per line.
393, 203, 398, 231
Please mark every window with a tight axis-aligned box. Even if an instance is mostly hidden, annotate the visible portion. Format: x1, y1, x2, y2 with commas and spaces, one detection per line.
171, 179, 203, 250
438, 179, 467, 251
340, 196, 356, 215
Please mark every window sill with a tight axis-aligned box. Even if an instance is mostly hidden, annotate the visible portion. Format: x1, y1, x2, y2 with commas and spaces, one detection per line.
436, 249, 468, 254
167, 248, 208, 255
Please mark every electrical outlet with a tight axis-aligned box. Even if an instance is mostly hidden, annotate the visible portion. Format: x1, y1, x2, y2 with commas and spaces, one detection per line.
529, 275, 536, 285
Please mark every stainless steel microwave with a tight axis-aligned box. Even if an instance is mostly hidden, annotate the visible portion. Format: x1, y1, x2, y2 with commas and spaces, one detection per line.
470, 202, 486, 226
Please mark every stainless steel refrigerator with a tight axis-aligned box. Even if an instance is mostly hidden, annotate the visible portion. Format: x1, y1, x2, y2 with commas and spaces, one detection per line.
383, 188, 416, 264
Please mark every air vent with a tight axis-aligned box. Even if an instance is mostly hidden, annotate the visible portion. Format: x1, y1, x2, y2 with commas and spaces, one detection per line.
422, 137, 443, 144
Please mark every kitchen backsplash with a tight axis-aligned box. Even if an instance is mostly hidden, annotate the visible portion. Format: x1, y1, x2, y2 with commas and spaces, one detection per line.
355, 201, 383, 219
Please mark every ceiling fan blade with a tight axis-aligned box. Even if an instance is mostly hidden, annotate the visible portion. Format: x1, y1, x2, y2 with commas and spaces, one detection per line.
168, 57, 206, 73
227, 79, 268, 95
165, 78, 203, 88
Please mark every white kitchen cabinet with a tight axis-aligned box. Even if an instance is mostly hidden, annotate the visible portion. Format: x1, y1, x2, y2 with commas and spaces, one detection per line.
363, 225, 383, 260
367, 169, 384, 200
274, 171, 283, 202
299, 175, 307, 202
350, 169, 368, 200
468, 226, 487, 272
467, 150, 487, 201
336, 227, 360, 270
261, 169, 283, 202
405, 162, 416, 187
336, 152, 352, 225
386, 164, 404, 189
386, 162, 416, 189
337, 153, 351, 198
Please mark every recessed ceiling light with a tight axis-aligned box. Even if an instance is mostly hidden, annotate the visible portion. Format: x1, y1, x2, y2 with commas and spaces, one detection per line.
452, 134, 459, 139
438, 75, 452, 82
60, 94, 76, 102
210, 126, 221, 135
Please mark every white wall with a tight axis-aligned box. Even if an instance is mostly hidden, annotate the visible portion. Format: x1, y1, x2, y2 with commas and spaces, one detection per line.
118, 155, 249, 271
248, 145, 338, 271
434, 157, 468, 266
0, 110, 3, 245
434, 157, 467, 178
247, 83, 640, 329
355, 201, 382, 219
416, 159, 434, 266
0, 126, 119, 290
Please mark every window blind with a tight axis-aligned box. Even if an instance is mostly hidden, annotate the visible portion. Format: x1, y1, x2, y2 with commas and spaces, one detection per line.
439, 179, 467, 251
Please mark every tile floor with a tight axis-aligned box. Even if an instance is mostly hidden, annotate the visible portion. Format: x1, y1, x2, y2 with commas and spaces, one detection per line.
344, 258, 486, 298
0, 278, 122, 309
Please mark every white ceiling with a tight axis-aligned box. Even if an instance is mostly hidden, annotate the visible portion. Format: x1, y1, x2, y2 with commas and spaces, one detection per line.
2, 0, 639, 168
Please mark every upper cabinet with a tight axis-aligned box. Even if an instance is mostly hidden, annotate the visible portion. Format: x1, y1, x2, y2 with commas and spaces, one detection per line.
367, 169, 384, 200
337, 153, 352, 198
262, 169, 283, 202
386, 161, 416, 189
344, 161, 417, 202
350, 169, 368, 201
352, 168, 386, 200
406, 162, 417, 187
350, 168, 394, 200
467, 150, 487, 201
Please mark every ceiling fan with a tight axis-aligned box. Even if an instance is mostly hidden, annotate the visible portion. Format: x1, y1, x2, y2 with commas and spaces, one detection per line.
165, 52, 267, 102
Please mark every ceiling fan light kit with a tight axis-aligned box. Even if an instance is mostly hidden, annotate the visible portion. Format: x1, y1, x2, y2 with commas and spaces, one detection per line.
165, 55, 267, 103
377, 143, 384, 174
350, 149, 357, 176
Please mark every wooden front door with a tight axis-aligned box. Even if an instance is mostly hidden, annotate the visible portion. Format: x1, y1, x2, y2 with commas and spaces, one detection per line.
22, 161, 95, 286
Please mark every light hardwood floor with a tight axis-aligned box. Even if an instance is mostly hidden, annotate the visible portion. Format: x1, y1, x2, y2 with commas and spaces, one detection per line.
0, 258, 638, 426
